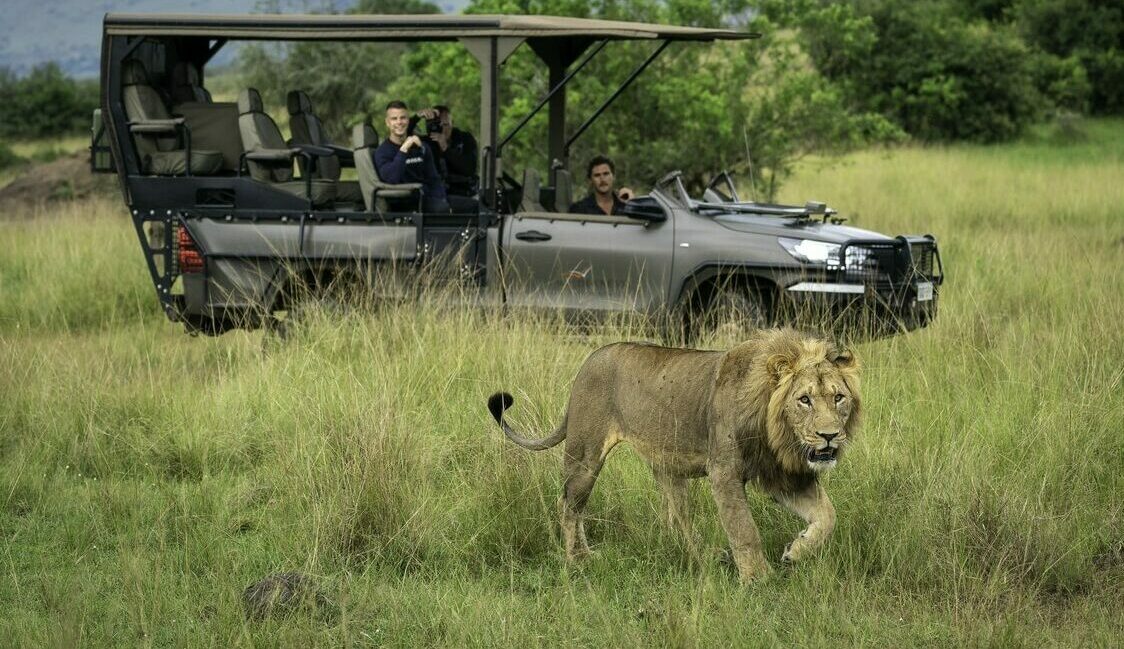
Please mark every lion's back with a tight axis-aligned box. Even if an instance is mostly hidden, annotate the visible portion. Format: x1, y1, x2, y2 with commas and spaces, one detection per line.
565, 342, 722, 446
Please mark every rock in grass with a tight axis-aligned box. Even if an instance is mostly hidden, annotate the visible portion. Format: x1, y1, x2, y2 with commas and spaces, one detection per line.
242, 572, 334, 621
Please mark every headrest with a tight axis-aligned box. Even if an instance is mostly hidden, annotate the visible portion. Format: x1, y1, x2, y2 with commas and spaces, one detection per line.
122, 60, 149, 86
172, 62, 201, 87
238, 88, 264, 115
287, 90, 312, 116
352, 122, 379, 149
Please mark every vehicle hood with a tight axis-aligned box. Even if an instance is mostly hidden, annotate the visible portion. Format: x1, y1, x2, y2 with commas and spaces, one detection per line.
712, 212, 893, 243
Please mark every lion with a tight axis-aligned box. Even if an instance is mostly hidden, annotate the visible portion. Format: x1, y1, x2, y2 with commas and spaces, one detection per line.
487, 327, 861, 583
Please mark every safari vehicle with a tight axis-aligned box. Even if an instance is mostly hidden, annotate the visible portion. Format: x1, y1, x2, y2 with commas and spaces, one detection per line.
92, 13, 943, 337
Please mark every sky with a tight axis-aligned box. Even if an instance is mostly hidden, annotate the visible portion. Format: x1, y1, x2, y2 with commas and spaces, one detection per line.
0, 0, 467, 78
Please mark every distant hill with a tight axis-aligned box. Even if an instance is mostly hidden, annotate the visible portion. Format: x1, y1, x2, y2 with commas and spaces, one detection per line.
0, 0, 467, 79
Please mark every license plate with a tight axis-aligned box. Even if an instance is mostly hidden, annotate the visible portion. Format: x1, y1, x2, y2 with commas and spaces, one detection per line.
916, 282, 934, 301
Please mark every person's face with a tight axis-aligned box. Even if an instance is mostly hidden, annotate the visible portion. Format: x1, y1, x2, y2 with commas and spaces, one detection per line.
385, 107, 410, 138
589, 163, 615, 195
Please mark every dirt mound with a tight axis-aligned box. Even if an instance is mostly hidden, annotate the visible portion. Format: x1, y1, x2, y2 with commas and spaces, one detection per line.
0, 152, 118, 214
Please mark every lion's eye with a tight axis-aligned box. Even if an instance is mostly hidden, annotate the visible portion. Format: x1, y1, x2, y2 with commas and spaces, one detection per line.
834, 394, 845, 404
798, 396, 811, 406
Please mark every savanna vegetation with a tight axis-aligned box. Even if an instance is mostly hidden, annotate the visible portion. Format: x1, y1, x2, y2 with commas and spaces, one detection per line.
1, 118, 1122, 645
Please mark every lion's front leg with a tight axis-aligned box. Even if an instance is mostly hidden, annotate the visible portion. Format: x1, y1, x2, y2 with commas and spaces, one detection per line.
708, 468, 771, 583
775, 483, 836, 564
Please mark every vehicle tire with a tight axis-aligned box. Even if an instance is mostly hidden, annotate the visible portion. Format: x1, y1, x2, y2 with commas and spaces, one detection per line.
690, 284, 770, 344
261, 295, 343, 348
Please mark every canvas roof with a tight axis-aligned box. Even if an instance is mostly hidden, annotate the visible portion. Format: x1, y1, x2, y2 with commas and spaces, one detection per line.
103, 13, 758, 42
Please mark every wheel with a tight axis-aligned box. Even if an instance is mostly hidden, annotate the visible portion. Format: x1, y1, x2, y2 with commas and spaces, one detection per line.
690, 285, 770, 344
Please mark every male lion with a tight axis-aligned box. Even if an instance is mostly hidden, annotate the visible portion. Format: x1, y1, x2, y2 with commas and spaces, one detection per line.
487, 328, 860, 583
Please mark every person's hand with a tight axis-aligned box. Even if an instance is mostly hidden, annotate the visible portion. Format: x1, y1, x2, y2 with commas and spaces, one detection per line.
429, 130, 449, 151
399, 135, 423, 153
618, 186, 635, 201
418, 108, 438, 120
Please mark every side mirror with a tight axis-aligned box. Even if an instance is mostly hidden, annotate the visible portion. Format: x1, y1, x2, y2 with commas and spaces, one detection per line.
620, 196, 667, 222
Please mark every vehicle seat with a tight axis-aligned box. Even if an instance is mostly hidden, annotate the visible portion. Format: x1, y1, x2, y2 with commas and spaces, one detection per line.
552, 167, 573, 213
121, 60, 223, 176
352, 122, 422, 214
520, 168, 544, 212
286, 90, 362, 204
170, 62, 212, 104
237, 88, 336, 206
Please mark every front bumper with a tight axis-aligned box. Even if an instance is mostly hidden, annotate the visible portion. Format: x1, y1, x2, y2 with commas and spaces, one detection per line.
781, 235, 944, 335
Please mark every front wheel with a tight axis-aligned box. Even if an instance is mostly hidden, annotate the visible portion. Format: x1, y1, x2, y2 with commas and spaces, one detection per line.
689, 285, 771, 345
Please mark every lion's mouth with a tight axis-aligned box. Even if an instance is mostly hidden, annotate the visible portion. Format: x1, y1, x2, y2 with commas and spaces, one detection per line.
807, 447, 838, 463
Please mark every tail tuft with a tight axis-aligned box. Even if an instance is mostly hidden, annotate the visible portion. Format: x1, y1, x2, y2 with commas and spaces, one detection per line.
487, 392, 515, 423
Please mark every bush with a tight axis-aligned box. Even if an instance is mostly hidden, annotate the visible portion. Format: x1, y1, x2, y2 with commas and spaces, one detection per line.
1013, 0, 1124, 115
0, 64, 99, 139
0, 141, 28, 171
771, 0, 1044, 142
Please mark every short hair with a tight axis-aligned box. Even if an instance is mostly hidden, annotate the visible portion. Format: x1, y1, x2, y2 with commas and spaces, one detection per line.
435, 105, 450, 116
586, 155, 615, 179
385, 100, 408, 112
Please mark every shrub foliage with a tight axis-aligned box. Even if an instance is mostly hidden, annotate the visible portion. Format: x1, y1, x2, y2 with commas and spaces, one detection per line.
0, 63, 98, 139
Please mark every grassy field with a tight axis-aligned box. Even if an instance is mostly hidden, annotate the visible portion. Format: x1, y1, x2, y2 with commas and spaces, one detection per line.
1, 119, 1122, 646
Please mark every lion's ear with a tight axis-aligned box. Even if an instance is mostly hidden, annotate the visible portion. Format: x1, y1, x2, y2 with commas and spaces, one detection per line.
766, 353, 793, 381
832, 349, 858, 369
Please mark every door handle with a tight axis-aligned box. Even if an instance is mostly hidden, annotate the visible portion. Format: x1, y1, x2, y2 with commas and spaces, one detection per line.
516, 230, 552, 242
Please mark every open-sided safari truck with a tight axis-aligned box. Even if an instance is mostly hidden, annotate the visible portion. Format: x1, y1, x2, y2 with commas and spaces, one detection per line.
93, 13, 943, 337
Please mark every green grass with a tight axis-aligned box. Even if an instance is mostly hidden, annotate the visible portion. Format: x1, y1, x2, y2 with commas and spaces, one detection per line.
2, 119, 1123, 646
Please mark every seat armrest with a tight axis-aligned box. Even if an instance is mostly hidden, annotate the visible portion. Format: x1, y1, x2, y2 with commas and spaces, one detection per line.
129, 117, 186, 133
244, 148, 298, 162
375, 185, 423, 198
326, 144, 355, 166
291, 144, 335, 157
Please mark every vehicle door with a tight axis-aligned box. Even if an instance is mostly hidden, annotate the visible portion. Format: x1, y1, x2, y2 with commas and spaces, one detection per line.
502, 205, 674, 314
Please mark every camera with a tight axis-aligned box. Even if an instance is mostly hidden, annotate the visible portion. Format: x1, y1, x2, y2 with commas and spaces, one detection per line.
406, 114, 443, 137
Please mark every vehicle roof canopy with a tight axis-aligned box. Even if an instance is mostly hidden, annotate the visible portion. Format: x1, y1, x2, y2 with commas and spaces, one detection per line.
101, 13, 758, 202
103, 13, 755, 42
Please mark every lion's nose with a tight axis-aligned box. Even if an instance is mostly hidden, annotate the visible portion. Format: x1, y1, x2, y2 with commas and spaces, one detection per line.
817, 432, 838, 444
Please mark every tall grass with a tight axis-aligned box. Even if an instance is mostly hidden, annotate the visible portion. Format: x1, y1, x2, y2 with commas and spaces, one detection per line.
1, 120, 1122, 646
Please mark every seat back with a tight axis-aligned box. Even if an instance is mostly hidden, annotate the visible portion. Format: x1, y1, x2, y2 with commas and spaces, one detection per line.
353, 122, 422, 213
520, 168, 544, 212
171, 62, 212, 104
237, 88, 293, 183
552, 167, 573, 213
121, 60, 178, 158
287, 90, 340, 181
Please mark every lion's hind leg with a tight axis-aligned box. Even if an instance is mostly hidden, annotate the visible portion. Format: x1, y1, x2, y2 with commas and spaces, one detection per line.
559, 439, 612, 561
775, 483, 836, 564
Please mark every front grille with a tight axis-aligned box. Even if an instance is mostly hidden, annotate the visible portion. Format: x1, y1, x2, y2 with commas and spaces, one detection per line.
833, 236, 941, 289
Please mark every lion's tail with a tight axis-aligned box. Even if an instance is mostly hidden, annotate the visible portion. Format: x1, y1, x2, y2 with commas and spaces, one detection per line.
487, 392, 567, 451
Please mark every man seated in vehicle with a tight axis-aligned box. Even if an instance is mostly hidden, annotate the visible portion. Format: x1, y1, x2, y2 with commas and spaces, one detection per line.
569, 155, 634, 216
417, 104, 478, 198
375, 100, 449, 213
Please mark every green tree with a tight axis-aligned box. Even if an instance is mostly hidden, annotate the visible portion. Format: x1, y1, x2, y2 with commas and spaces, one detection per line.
1011, 0, 1124, 114
768, 0, 1043, 142
0, 63, 99, 139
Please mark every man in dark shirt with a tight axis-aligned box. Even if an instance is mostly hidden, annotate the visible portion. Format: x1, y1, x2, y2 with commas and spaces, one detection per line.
374, 100, 449, 213
569, 155, 634, 216
419, 105, 478, 197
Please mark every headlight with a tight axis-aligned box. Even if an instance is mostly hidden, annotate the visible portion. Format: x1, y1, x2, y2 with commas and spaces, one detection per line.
779, 237, 841, 266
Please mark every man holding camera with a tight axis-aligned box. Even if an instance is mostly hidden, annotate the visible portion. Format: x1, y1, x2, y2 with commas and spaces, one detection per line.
418, 105, 478, 198
375, 100, 449, 213
569, 155, 634, 216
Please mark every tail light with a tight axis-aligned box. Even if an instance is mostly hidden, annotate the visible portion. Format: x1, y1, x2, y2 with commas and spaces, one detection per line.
176, 224, 205, 273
